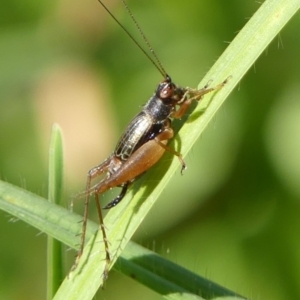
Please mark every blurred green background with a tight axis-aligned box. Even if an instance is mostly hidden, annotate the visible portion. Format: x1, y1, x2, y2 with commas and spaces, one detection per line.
1, 0, 300, 299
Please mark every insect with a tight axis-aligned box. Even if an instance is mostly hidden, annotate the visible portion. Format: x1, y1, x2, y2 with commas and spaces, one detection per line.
75, 0, 228, 279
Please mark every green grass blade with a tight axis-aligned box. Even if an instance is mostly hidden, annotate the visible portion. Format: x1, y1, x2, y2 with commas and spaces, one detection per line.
48, 124, 64, 207
0, 180, 245, 300
54, 0, 300, 298
116, 242, 246, 300
47, 124, 65, 299
0, 181, 82, 249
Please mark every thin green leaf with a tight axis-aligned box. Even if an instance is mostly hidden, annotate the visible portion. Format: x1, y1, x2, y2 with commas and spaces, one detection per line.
115, 242, 246, 300
0, 180, 245, 300
47, 124, 65, 299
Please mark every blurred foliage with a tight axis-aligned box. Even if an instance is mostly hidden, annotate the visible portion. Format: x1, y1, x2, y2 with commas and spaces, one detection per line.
0, 0, 300, 299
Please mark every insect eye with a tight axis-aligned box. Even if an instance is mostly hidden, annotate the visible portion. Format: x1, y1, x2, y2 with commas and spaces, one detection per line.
159, 84, 174, 99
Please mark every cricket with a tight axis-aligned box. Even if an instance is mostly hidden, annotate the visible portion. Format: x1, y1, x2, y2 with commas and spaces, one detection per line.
74, 0, 228, 279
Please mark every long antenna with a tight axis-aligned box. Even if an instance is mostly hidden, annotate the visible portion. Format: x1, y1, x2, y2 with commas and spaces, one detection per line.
97, 0, 168, 79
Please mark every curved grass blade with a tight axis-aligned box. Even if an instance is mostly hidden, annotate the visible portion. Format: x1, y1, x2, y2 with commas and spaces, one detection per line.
0, 180, 246, 300
47, 124, 65, 299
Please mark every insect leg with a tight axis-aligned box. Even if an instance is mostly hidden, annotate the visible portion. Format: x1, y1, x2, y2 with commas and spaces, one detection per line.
173, 78, 229, 119
189, 78, 229, 102
94, 191, 111, 280
154, 125, 186, 174
74, 158, 111, 269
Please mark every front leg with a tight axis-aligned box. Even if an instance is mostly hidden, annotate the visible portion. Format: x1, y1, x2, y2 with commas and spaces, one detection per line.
173, 78, 229, 119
